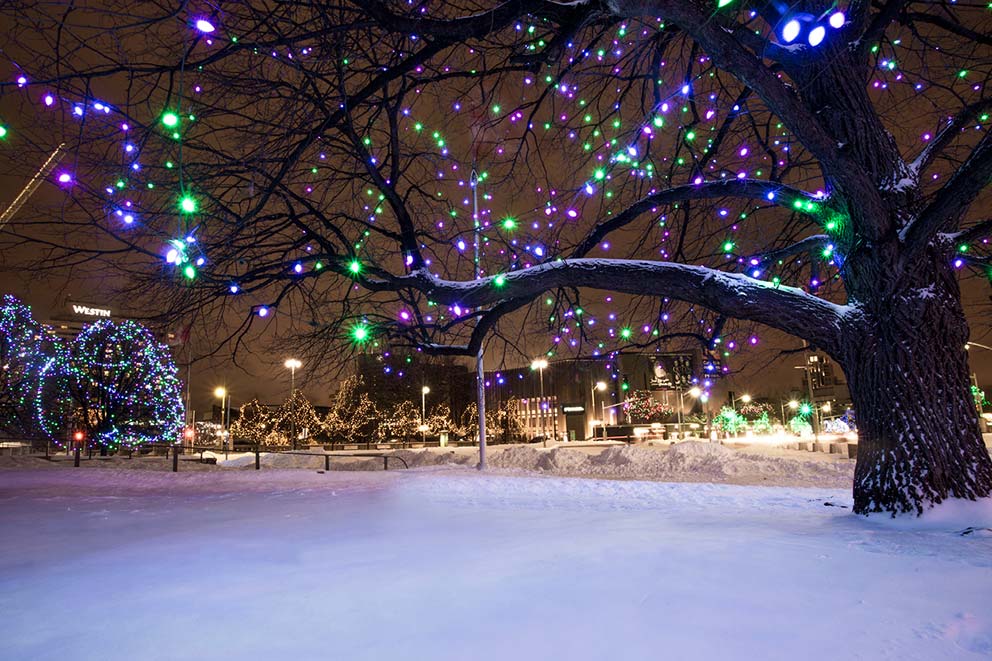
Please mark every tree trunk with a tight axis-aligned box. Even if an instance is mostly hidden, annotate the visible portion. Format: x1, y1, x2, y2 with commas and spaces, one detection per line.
841, 269, 992, 515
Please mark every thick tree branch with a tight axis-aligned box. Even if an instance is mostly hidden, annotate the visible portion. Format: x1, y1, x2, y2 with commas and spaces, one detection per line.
396, 259, 849, 354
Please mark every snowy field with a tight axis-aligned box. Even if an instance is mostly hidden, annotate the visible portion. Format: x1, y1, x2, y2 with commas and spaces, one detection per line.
1, 466, 991, 660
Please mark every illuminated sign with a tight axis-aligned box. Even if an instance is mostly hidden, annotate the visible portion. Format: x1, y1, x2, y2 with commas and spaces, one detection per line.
562, 405, 585, 413
71, 304, 111, 318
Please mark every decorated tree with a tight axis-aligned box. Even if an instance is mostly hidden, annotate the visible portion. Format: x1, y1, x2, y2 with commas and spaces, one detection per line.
2, 2, 991, 513
714, 406, 746, 434
739, 401, 774, 422
384, 400, 422, 441
230, 398, 273, 446
789, 415, 814, 438
0, 295, 67, 440
426, 403, 455, 436
457, 402, 501, 442
325, 376, 382, 443
751, 411, 773, 435
61, 320, 183, 448
625, 390, 675, 424
273, 390, 322, 447
494, 396, 526, 444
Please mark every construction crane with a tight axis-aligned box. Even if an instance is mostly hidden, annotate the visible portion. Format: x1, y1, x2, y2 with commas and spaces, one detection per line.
0, 143, 67, 232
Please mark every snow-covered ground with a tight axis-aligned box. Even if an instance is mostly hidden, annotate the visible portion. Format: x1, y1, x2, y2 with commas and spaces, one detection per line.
1, 467, 990, 660
9, 440, 854, 488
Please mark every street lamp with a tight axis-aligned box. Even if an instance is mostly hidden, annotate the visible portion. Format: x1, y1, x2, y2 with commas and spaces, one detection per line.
731, 393, 752, 412
531, 358, 549, 440
592, 381, 607, 439
421, 386, 430, 443
214, 386, 229, 449
284, 359, 302, 450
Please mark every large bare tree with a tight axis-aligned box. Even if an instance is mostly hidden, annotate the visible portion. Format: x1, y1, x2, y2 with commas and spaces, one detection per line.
1, 0, 990, 514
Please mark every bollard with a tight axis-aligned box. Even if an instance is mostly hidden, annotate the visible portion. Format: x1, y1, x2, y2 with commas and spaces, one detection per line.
172, 447, 179, 472
255, 448, 260, 470
324, 455, 330, 471
88, 445, 93, 459
74, 446, 81, 467
383, 456, 389, 471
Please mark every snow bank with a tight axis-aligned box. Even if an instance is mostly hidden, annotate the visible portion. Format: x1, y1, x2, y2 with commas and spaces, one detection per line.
388, 441, 853, 488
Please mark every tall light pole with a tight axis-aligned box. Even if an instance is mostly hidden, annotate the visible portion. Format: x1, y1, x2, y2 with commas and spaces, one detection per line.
470, 168, 487, 469
782, 399, 799, 428
214, 387, 228, 449
284, 359, 302, 449
421, 386, 430, 444
531, 359, 549, 441
592, 381, 607, 439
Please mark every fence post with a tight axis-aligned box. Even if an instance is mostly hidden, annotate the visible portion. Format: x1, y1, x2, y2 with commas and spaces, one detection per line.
255, 447, 260, 470
74, 445, 80, 467
383, 456, 389, 471
324, 455, 330, 471
172, 446, 179, 472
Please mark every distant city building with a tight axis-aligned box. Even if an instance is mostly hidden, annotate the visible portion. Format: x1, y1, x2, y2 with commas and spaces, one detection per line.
43, 297, 178, 345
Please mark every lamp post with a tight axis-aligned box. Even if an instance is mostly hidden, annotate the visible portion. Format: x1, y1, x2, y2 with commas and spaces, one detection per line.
592, 381, 607, 439
284, 359, 302, 449
531, 359, 548, 441
214, 387, 229, 450
781, 399, 799, 429
421, 386, 430, 444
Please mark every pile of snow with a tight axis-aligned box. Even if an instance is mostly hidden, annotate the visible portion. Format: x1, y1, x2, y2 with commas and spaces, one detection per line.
390, 441, 853, 488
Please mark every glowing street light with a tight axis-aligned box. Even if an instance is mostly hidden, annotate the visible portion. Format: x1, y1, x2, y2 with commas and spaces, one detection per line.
531, 359, 549, 440
421, 386, 431, 444
214, 386, 230, 450
284, 359, 302, 449
592, 381, 607, 438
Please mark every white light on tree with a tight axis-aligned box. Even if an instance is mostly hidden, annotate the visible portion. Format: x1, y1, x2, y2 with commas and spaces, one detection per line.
808, 26, 826, 47
782, 19, 801, 43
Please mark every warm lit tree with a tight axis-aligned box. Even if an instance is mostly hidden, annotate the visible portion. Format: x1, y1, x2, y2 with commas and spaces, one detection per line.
273, 389, 322, 447
2, 2, 991, 513
230, 398, 273, 446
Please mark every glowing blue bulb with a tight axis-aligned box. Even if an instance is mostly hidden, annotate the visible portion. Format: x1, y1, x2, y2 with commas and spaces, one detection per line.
829, 12, 845, 29
782, 19, 801, 43
43, 94, 54, 106
808, 26, 826, 47
258, 307, 269, 317
195, 19, 215, 33
229, 284, 239, 294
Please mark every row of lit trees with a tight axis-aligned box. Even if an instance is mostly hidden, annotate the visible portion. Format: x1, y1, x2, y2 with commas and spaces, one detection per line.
0, 295, 183, 447
228, 374, 524, 448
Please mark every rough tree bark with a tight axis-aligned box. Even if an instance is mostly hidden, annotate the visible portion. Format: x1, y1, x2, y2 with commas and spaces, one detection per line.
839, 251, 992, 514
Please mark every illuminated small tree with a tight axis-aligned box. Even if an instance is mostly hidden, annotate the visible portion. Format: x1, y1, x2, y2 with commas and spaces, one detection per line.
0, 295, 66, 440
62, 320, 183, 448
273, 390, 321, 447
626, 390, 676, 424
230, 399, 272, 446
